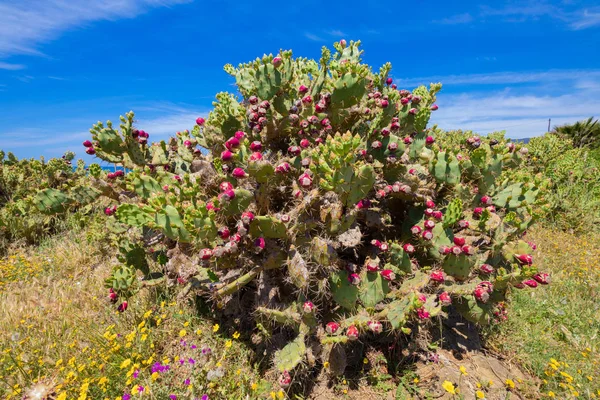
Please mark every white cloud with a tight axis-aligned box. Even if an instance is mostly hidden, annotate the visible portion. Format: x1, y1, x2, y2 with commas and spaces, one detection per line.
435, 13, 473, 25
399, 70, 600, 87
570, 8, 600, 30
478, 3, 600, 30
0, 61, 26, 70
430, 84, 600, 139
326, 29, 346, 37
304, 33, 324, 42
0, 0, 191, 62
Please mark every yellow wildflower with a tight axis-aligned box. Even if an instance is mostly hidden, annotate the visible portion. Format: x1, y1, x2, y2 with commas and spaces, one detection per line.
442, 380, 456, 394
476, 390, 485, 399
179, 329, 186, 337
225, 339, 232, 348
213, 324, 219, 332
505, 379, 515, 389
233, 331, 240, 339
251, 383, 258, 390
459, 365, 468, 375
120, 359, 132, 369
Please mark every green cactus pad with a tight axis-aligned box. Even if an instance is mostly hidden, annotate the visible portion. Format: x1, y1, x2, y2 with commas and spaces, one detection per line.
274, 333, 306, 372
154, 205, 191, 242
442, 254, 473, 281
222, 189, 253, 216
330, 271, 359, 310
386, 296, 412, 329
443, 198, 463, 228
431, 151, 461, 186
116, 204, 154, 227
34, 188, 71, 214
359, 270, 390, 308
250, 216, 287, 239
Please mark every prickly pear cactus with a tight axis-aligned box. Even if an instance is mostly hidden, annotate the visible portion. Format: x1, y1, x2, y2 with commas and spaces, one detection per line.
81, 40, 549, 388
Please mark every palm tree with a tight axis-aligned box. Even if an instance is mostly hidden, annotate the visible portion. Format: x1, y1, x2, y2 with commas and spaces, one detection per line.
553, 117, 600, 149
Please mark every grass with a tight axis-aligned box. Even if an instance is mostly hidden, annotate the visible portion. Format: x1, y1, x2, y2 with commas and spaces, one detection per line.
0, 230, 278, 400
487, 226, 600, 399
1, 224, 599, 399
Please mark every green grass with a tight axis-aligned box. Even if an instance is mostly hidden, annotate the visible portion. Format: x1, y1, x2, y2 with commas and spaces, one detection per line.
487, 227, 600, 399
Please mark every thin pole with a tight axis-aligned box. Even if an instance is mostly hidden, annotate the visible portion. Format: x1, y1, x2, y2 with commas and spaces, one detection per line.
548, 118, 551, 132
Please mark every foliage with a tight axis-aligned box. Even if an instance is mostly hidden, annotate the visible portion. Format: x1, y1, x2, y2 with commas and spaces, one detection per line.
0, 152, 104, 255
553, 116, 600, 149
527, 134, 600, 233
71, 40, 549, 389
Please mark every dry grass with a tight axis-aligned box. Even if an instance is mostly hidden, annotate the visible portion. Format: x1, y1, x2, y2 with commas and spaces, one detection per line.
0, 231, 270, 399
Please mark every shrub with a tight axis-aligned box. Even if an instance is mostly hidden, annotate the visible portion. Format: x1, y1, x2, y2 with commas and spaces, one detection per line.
57, 40, 548, 388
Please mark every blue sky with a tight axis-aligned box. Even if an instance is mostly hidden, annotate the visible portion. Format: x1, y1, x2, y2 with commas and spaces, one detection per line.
1, 0, 599, 161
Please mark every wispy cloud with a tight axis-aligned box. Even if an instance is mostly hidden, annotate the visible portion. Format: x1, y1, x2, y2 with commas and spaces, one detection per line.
478, 3, 600, 30
304, 32, 324, 42
326, 29, 346, 37
428, 72, 600, 139
0, 0, 191, 64
435, 13, 473, 25
0, 61, 26, 70
570, 8, 600, 30
399, 69, 600, 87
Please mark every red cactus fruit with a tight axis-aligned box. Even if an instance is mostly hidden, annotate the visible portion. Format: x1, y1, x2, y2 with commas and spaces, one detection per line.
219, 181, 234, 192
234, 130, 245, 140
533, 273, 550, 285
453, 237, 466, 246
302, 95, 312, 104
424, 220, 435, 230
462, 245, 475, 255
404, 137, 413, 144
200, 249, 213, 260
117, 301, 128, 312
368, 320, 383, 333
275, 162, 291, 174
403, 243, 415, 253
298, 172, 313, 187
302, 301, 314, 313
430, 104, 439, 111
380, 99, 389, 108
523, 279, 538, 288
221, 150, 233, 161
217, 226, 230, 240
196, 117, 205, 126
241, 211, 254, 225
298, 84, 308, 94
439, 245, 452, 255
356, 199, 371, 209
249, 152, 263, 161
85, 147, 96, 155
451, 245, 463, 255
381, 269, 395, 281
430, 270, 445, 283
439, 292, 452, 306
515, 254, 533, 265
424, 208, 434, 217
366, 261, 379, 272
326, 322, 340, 334
371, 140, 382, 149
480, 264, 495, 274
272, 56, 283, 67
473, 207, 484, 218
254, 237, 265, 251
458, 220, 470, 228
346, 325, 359, 341
417, 308, 430, 320
249, 141, 262, 151
411, 225, 422, 235
348, 273, 361, 285
385, 77, 393, 85
232, 168, 247, 178
481, 195, 492, 205
83, 140, 92, 147
425, 136, 435, 145
422, 230, 433, 240
278, 371, 292, 389
474, 287, 490, 303
225, 137, 240, 150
